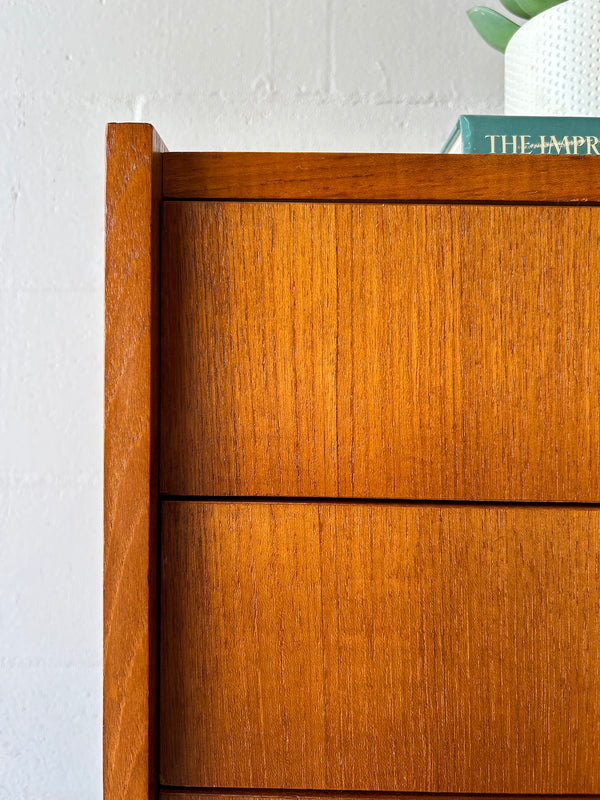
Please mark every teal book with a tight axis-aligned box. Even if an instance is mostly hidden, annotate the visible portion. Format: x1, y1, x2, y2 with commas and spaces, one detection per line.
441, 115, 600, 154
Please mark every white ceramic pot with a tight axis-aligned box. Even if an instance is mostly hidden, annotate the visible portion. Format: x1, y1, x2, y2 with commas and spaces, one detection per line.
505, 0, 600, 116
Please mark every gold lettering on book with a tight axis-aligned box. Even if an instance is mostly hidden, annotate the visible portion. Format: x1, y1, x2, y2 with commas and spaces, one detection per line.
485, 135, 500, 153
485, 134, 534, 153
485, 133, 600, 154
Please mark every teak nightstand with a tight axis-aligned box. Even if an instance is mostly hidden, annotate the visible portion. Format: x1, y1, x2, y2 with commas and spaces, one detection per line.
104, 123, 600, 800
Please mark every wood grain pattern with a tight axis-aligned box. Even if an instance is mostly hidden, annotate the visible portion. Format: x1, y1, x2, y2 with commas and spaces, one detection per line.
104, 123, 165, 800
160, 501, 600, 793
163, 152, 600, 203
159, 795, 600, 800
160, 795, 600, 800
160, 201, 600, 501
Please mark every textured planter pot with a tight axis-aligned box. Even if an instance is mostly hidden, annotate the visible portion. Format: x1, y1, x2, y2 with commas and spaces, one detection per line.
505, 0, 600, 116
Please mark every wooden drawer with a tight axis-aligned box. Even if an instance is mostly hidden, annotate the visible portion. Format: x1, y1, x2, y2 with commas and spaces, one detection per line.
160, 201, 600, 502
160, 500, 600, 793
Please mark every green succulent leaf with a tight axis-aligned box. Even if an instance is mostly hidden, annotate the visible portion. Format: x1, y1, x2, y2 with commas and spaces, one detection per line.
515, 0, 567, 16
467, 7, 521, 52
499, 0, 531, 19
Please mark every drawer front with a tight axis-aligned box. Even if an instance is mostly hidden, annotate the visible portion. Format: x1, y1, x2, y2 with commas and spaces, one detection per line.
160, 201, 600, 501
160, 500, 600, 793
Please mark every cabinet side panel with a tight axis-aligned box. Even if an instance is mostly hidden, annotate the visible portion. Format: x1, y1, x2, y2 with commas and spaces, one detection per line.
160, 201, 600, 501
160, 501, 600, 793
104, 123, 165, 800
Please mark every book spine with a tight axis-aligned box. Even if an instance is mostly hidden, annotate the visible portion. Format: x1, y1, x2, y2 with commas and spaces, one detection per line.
461, 116, 600, 154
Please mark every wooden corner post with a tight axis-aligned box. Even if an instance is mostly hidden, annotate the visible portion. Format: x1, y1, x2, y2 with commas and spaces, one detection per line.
104, 123, 166, 800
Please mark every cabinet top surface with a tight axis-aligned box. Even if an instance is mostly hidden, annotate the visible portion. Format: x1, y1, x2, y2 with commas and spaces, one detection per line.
163, 151, 600, 204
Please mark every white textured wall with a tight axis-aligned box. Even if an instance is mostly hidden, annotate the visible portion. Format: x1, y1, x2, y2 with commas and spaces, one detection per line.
0, 2, 502, 797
